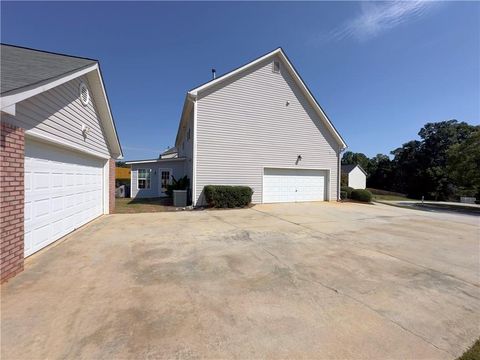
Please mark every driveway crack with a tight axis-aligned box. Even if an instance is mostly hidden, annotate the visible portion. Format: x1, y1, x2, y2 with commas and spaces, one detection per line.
249, 207, 461, 356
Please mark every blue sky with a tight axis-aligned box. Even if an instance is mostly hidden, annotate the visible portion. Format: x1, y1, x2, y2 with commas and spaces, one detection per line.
2, 1, 479, 160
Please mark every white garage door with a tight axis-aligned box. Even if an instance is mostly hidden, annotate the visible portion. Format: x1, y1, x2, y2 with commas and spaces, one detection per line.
263, 168, 327, 203
24, 140, 105, 256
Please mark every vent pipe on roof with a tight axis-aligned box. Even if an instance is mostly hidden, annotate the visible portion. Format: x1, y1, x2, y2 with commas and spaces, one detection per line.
212, 68, 216, 79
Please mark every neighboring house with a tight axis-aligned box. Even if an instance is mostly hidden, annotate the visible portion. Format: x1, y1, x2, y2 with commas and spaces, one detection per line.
126, 147, 186, 199
0, 44, 122, 282
341, 164, 367, 189
128, 48, 347, 205
115, 167, 131, 182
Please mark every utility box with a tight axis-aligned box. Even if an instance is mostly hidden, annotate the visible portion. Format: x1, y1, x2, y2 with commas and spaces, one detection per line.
173, 190, 187, 207
115, 185, 125, 198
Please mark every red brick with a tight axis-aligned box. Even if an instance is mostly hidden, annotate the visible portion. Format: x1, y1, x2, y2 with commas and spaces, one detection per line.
109, 158, 115, 214
1, 121, 25, 283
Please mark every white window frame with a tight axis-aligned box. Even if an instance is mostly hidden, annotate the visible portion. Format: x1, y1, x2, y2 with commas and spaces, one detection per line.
137, 168, 151, 190
159, 168, 173, 195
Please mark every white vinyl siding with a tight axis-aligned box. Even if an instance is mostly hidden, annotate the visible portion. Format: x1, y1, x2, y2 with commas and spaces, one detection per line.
348, 166, 367, 189
130, 160, 186, 198
195, 55, 340, 205
3, 75, 110, 158
24, 139, 105, 257
177, 109, 194, 199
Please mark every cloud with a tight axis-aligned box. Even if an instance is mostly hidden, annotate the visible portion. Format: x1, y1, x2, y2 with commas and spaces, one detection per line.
330, 1, 435, 41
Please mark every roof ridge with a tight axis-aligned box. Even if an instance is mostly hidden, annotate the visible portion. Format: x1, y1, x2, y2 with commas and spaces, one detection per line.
0, 43, 98, 63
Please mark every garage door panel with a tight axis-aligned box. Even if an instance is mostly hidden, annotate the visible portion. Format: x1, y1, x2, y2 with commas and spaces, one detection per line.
263, 168, 327, 203
25, 140, 105, 257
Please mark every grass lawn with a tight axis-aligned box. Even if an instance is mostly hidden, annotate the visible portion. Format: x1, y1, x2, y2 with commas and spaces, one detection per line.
458, 339, 480, 360
115, 197, 175, 213
372, 194, 411, 201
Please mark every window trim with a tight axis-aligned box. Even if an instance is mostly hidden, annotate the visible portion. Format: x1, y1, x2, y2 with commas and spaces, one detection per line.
137, 168, 151, 190
159, 168, 173, 194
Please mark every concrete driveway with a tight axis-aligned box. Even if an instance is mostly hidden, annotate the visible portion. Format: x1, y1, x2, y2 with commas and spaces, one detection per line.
2, 202, 479, 359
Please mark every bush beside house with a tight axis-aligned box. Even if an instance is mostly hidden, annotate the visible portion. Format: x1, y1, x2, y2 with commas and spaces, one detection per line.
341, 186, 354, 199
350, 189, 372, 202
204, 185, 253, 208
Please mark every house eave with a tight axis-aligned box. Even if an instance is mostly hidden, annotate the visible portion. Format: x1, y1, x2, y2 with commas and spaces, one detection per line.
0, 63, 123, 159
125, 157, 187, 165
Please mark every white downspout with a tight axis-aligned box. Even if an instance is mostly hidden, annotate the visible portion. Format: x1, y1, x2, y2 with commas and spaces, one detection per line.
192, 95, 198, 206
337, 146, 344, 201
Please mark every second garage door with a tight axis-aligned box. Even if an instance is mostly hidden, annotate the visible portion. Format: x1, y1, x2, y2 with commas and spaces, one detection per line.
263, 168, 328, 203
24, 139, 105, 257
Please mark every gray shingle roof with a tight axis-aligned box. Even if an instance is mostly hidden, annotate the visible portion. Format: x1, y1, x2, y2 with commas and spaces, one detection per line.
341, 164, 367, 175
1, 44, 97, 95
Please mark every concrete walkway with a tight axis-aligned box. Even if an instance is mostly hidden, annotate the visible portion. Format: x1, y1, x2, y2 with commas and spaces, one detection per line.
2, 202, 479, 359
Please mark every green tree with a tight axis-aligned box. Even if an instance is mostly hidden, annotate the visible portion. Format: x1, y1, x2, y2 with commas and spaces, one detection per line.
341, 151, 370, 170
116, 161, 129, 168
447, 130, 480, 198
367, 154, 393, 190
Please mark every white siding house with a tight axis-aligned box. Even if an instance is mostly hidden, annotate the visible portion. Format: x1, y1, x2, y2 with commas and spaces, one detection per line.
128, 157, 186, 199
0, 44, 122, 281
341, 164, 367, 189
127, 48, 347, 206
176, 48, 347, 206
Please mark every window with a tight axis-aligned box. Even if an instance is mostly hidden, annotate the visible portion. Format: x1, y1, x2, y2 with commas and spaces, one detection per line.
187, 128, 191, 141
160, 171, 171, 192
137, 169, 151, 189
273, 61, 280, 73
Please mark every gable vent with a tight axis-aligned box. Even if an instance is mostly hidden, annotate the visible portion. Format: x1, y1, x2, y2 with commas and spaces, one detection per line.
79, 82, 90, 106
273, 61, 280, 73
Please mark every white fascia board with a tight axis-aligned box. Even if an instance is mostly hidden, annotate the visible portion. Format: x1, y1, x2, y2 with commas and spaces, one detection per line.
125, 158, 186, 165
188, 48, 347, 149
276, 51, 347, 149
1, 104, 15, 116
174, 94, 194, 147
189, 48, 282, 96
0, 63, 123, 160
0, 64, 98, 109
94, 66, 123, 158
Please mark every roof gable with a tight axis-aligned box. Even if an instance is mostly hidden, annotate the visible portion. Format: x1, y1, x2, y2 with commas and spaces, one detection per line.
0, 44, 122, 158
342, 164, 367, 175
184, 48, 346, 149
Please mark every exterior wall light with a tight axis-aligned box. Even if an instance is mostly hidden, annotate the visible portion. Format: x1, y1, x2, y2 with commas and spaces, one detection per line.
296, 154, 302, 165
81, 124, 91, 139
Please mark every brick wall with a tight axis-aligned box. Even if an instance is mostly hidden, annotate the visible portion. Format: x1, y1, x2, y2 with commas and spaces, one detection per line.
109, 158, 115, 214
1, 121, 25, 283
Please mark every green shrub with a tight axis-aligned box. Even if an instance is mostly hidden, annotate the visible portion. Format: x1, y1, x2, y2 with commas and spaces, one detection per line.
204, 185, 253, 208
350, 189, 372, 202
340, 191, 347, 200
341, 186, 354, 198
166, 175, 189, 197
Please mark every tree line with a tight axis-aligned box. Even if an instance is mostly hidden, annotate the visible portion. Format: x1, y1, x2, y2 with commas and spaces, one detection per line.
342, 120, 480, 200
